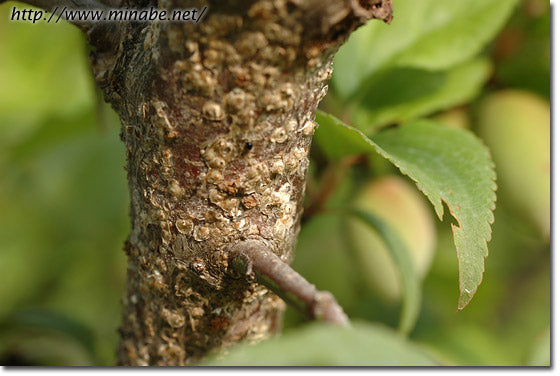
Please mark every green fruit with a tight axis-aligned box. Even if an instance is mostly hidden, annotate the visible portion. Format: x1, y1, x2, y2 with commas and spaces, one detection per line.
348, 176, 436, 302
477, 90, 550, 240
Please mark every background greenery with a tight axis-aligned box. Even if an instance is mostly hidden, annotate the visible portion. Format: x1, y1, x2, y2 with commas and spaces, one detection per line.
0, 0, 550, 366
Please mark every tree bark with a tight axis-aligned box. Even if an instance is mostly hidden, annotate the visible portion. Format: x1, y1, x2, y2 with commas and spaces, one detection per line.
81, 0, 392, 366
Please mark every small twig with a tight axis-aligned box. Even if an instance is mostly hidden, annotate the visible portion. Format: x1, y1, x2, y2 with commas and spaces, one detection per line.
229, 240, 350, 327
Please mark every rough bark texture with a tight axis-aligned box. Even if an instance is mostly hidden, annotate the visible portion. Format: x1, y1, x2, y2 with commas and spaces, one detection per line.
85, 0, 392, 366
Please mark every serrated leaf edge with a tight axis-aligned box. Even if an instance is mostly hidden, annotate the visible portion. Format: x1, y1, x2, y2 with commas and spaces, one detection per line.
316, 112, 498, 310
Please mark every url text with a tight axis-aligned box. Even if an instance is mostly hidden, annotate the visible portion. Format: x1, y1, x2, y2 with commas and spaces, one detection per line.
10, 6, 208, 24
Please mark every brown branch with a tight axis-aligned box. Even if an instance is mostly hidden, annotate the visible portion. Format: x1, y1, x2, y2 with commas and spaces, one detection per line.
229, 240, 350, 327
350, 0, 393, 23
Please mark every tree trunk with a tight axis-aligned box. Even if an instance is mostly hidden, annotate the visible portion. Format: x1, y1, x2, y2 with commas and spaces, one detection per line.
83, 0, 392, 366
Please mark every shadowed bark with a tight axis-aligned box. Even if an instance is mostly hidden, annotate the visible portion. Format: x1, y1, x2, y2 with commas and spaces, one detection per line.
4, 0, 392, 365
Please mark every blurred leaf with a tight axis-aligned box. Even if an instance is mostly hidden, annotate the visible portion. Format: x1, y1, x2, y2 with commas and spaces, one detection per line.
0, 310, 95, 356
392, 0, 519, 70
343, 209, 421, 335
416, 324, 516, 366
202, 321, 438, 366
0, 5, 94, 139
0, 332, 93, 366
352, 59, 492, 132
332, 0, 519, 99
0, 108, 127, 365
498, 253, 550, 365
0, 5, 127, 366
315, 113, 497, 310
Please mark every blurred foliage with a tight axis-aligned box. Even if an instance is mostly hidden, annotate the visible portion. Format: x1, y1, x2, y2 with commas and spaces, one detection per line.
202, 321, 438, 366
0, 0, 550, 367
0, 3, 128, 365
331, 0, 518, 132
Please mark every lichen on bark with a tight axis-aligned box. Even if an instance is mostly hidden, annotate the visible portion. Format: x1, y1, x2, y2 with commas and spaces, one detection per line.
84, 0, 393, 366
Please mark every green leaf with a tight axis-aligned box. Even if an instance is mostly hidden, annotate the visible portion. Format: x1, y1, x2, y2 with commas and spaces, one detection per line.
392, 0, 519, 70
314, 110, 378, 161
332, 0, 519, 99
417, 324, 517, 366
372, 121, 497, 309
314, 111, 375, 160
314, 113, 497, 310
353, 58, 492, 132
201, 321, 438, 366
0, 310, 96, 356
343, 209, 421, 335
